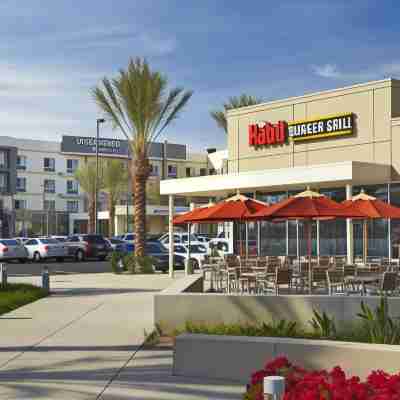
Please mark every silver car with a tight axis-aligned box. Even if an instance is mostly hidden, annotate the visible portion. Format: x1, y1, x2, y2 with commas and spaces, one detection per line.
0, 239, 29, 263
24, 238, 67, 262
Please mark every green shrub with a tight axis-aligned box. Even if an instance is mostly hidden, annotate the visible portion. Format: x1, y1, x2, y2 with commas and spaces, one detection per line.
110, 252, 124, 274
357, 298, 400, 344
123, 253, 136, 273
309, 309, 337, 338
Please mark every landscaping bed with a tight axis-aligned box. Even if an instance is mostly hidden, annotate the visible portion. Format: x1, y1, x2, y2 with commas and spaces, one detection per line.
0, 284, 48, 315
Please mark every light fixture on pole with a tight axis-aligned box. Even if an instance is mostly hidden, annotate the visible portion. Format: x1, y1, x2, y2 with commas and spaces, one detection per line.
95, 118, 105, 234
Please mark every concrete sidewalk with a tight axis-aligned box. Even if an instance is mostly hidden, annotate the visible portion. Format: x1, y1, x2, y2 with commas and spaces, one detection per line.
0, 273, 242, 399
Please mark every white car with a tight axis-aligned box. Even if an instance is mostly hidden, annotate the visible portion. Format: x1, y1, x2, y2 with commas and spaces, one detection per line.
208, 238, 231, 256
24, 238, 67, 262
173, 244, 208, 270
159, 233, 208, 250
0, 239, 29, 263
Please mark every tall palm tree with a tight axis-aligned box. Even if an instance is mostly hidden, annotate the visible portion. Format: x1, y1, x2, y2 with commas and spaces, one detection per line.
102, 159, 129, 237
75, 160, 103, 233
92, 57, 192, 256
210, 94, 263, 134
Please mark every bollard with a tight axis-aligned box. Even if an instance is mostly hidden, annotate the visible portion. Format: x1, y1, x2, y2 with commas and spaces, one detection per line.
264, 376, 285, 400
42, 267, 50, 293
1, 263, 7, 288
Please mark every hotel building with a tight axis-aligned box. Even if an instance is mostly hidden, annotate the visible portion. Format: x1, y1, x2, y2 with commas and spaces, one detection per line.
161, 79, 400, 265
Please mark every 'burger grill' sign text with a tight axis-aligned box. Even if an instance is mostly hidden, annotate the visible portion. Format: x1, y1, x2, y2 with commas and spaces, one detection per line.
249, 113, 354, 146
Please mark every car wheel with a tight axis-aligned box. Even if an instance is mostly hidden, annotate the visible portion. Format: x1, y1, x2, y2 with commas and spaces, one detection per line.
18, 258, 27, 264
56, 257, 64, 263
33, 252, 41, 262
75, 250, 84, 262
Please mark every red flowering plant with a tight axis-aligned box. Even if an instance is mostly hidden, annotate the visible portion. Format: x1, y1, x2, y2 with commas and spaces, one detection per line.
243, 356, 400, 400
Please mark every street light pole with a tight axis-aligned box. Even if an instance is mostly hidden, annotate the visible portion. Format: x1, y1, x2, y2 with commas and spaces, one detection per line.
95, 118, 105, 234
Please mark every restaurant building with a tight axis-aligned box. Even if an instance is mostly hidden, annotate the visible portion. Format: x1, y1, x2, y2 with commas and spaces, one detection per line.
161, 78, 400, 265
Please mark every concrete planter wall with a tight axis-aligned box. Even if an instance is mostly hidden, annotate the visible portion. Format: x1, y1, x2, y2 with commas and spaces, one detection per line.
174, 333, 400, 383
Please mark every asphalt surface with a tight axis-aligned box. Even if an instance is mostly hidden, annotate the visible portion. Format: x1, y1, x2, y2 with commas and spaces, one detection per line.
6, 260, 110, 276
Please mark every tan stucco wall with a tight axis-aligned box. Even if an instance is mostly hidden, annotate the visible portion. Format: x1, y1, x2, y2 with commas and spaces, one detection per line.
227, 79, 400, 181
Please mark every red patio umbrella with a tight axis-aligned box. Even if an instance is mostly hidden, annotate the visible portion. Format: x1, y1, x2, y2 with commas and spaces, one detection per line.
173, 203, 214, 225
250, 188, 365, 293
342, 190, 400, 263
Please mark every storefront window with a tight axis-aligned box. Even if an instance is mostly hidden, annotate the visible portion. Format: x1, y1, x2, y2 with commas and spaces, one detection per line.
353, 185, 389, 258
319, 188, 347, 256
390, 183, 400, 258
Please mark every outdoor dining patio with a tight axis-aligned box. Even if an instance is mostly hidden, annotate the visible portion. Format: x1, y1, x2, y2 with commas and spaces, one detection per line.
174, 186, 400, 297
201, 254, 400, 296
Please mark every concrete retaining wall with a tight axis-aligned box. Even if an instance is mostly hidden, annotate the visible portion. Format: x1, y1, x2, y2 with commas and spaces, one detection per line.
154, 276, 400, 331
174, 333, 400, 383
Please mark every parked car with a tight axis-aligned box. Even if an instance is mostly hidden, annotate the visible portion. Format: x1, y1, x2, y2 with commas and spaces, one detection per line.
129, 241, 185, 273
106, 238, 129, 254
173, 243, 207, 270
24, 238, 67, 262
64, 234, 111, 261
51, 235, 68, 243
0, 239, 29, 263
13, 237, 29, 245
196, 235, 211, 244
120, 233, 135, 243
159, 233, 208, 250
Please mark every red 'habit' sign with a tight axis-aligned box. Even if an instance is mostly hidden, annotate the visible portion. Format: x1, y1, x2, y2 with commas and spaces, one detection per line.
248, 121, 286, 146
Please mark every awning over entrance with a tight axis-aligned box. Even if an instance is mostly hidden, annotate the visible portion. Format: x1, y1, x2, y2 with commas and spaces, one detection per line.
160, 161, 390, 197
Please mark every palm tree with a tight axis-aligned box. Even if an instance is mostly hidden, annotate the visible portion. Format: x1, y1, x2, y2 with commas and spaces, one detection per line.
75, 160, 103, 233
92, 57, 192, 256
210, 94, 263, 134
102, 159, 129, 237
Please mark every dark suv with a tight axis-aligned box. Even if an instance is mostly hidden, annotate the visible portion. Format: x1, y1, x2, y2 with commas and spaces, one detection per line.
65, 234, 111, 261
130, 241, 185, 273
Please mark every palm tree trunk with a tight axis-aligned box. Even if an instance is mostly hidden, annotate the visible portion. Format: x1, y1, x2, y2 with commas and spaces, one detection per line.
133, 156, 150, 257
88, 196, 95, 234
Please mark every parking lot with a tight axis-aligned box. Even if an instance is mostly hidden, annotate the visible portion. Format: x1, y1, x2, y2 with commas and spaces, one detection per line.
5, 260, 110, 276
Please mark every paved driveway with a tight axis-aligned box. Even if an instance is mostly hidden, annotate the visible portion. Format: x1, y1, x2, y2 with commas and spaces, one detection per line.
0, 273, 242, 399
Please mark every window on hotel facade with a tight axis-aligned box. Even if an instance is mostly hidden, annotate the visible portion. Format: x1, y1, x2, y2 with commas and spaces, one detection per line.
66, 180, 79, 194
66, 159, 79, 174
0, 150, 8, 168
167, 165, 177, 178
44, 179, 55, 193
353, 185, 389, 258
16, 155, 27, 170
150, 164, 159, 176
16, 177, 26, 192
199, 168, 207, 176
67, 200, 79, 213
186, 167, 192, 177
14, 199, 27, 210
44, 200, 56, 211
0, 173, 8, 192
43, 157, 55, 172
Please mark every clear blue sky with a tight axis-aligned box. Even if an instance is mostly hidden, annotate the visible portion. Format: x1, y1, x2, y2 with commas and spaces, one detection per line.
1, 0, 399, 152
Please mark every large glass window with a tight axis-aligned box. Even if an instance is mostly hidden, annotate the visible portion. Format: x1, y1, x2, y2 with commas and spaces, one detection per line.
67, 200, 79, 213
167, 165, 177, 178
15, 199, 27, 209
353, 185, 389, 258
44, 200, 56, 211
0, 173, 8, 192
67, 180, 79, 194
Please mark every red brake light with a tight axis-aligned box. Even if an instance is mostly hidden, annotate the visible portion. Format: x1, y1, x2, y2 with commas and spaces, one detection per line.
0, 244, 8, 253
42, 245, 49, 251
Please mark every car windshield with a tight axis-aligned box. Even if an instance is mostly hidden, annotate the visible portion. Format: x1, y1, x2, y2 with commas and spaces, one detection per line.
189, 245, 207, 253
40, 239, 59, 244
181, 234, 198, 242
55, 238, 66, 242
83, 235, 106, 244
0, 239, 18, 246
124, 234, 134, 241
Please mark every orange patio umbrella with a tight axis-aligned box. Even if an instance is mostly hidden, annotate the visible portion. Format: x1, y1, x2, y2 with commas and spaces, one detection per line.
342, 190, 400, 263
250, 188, 365, 293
